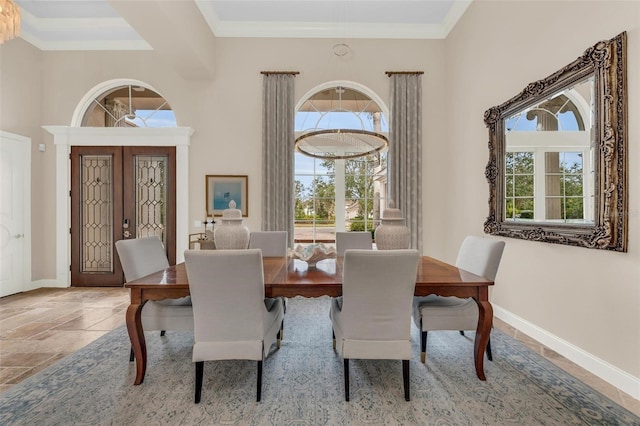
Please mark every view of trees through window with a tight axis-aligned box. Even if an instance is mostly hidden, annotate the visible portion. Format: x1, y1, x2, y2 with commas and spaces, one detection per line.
294, 85, 388, 243
294, 154, 386, 241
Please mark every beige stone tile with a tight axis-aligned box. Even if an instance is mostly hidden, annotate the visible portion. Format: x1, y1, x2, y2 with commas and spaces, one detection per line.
0, 338, 62, 354
589, 380, 626, 405
22, 329, 59, 341
0, 307, 31, 321
0, 308, 57, 331
540, 346, 565, 361
0, 383, 15, 392
45, 308, 86, 324
552, 359, 623, 403
0, 295, 43, 309
0, 366, 31, 383
52, 308, 120, 330
0, 352, 58, 367
494, 318, 516, 338
512, 331, 544, 355
7, 353, 67, 384
87, 313, 126, 331
1, 306, 82, 330
2, 322, 57, 339
37, 329, 109, 354
619, 390, 640, 416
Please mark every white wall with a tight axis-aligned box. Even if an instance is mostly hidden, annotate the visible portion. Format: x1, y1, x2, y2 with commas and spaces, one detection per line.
0, 0, 638, 398
444, 0, 640, 395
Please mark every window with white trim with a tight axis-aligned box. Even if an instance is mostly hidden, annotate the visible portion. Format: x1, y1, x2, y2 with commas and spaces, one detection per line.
504, 79, 594, 223
294, 84, 388, 243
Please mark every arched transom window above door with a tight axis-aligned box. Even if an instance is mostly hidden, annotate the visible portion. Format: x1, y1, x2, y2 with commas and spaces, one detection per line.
294, 83, 389, 244
81, 84, 176, 128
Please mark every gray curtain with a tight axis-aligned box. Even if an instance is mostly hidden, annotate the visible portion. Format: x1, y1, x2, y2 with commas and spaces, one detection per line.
261, 73, 296, 246
388, 73, 423, 253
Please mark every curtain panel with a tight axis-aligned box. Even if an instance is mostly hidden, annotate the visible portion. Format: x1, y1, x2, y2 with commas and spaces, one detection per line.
261, 73, 296, 246
388, 73, 423, 253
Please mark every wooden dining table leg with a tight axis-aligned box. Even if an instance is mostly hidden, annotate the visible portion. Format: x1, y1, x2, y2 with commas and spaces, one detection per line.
126, 300, 147, 385
473, 298, 493, 381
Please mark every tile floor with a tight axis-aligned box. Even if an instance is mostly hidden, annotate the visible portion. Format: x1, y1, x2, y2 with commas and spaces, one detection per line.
0, 287, 638, 416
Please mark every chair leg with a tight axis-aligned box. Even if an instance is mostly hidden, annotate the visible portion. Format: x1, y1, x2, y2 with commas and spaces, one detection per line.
129, 346, 134, 362
343, 359, 350, 401
277, 328, 282, 349
257, 360, 263, 402
160, 330, 166, 337
402, 359, 410, 401
459, 330, 465, 336
486, 337, 493, 361
332, 329, 336, 350
195, 361, 204, 403
420, 330, 428, 363
280, 297, 286, 339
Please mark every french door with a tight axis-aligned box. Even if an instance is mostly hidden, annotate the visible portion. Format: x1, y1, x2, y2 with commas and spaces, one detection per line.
70, 146, 176, 287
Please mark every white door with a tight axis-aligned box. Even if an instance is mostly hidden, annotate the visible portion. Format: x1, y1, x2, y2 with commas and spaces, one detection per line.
0, 132, 31, 297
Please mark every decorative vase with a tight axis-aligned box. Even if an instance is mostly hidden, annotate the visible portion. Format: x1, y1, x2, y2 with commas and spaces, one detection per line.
213, 200, 250, 249
374, 200, 410, 250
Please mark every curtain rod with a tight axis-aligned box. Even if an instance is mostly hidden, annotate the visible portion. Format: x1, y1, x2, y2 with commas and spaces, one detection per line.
260, 71, 300, 75
385, 71, 424, 76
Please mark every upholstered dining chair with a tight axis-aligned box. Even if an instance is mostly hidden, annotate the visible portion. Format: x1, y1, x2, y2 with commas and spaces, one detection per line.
249, 230, 290, 336
412, 236, 505, 363
330, 249, 420, 401
115, 236, 193, 361
249, 231, 288, 256
335, 231, 373, 257
184, 249, 285, 403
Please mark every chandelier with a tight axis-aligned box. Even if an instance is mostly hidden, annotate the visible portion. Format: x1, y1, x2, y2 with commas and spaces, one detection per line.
295, 129, 387, 160
295, 83, 388, 160
0, 0, 21, 44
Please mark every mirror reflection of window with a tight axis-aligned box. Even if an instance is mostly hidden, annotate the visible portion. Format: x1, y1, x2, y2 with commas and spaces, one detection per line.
504, 77, 594, 223
505, 152, 534, 220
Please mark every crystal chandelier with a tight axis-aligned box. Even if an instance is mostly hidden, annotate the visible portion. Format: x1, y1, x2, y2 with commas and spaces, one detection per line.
0, 0, 21, 44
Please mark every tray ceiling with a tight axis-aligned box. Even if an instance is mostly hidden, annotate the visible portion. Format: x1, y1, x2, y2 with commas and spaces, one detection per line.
15, 0, 472, 51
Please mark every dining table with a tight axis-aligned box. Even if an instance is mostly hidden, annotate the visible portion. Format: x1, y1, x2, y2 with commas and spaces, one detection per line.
125, 255, 494, 385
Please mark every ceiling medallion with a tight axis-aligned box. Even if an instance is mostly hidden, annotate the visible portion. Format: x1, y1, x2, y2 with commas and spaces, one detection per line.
333, 43, 351, 57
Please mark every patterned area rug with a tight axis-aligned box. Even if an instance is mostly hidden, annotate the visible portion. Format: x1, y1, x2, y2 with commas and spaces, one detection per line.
1, 296, 638, 425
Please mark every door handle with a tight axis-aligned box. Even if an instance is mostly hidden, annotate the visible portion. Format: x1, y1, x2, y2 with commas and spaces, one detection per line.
123, 219, 131, 238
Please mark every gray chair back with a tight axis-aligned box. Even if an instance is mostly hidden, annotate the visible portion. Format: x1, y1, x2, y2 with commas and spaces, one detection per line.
335, 231, 373, 257
455, 236, 506, 280
116, 236, 169, 282
249, 231, 288, 256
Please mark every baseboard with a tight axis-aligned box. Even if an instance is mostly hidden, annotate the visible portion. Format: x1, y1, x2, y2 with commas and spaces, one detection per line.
494, 304, 640, 401
29, 279, 68, 290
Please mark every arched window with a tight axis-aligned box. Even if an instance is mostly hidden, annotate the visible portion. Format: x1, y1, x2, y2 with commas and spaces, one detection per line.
294, 82, 388, 243
80, 83, 176, 127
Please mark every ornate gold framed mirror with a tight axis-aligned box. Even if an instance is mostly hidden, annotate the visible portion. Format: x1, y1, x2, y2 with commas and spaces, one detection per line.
484, 32, 627, 251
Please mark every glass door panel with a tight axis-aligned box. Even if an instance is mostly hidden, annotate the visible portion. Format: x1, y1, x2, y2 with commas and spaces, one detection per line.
71, 146, 175, 286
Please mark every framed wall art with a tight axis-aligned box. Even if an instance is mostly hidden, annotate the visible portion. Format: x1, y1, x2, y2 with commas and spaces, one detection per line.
206, 175, 248, 216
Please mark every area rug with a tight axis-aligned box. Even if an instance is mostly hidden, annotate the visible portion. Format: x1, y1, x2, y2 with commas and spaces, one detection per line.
1, 296, 638, 425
